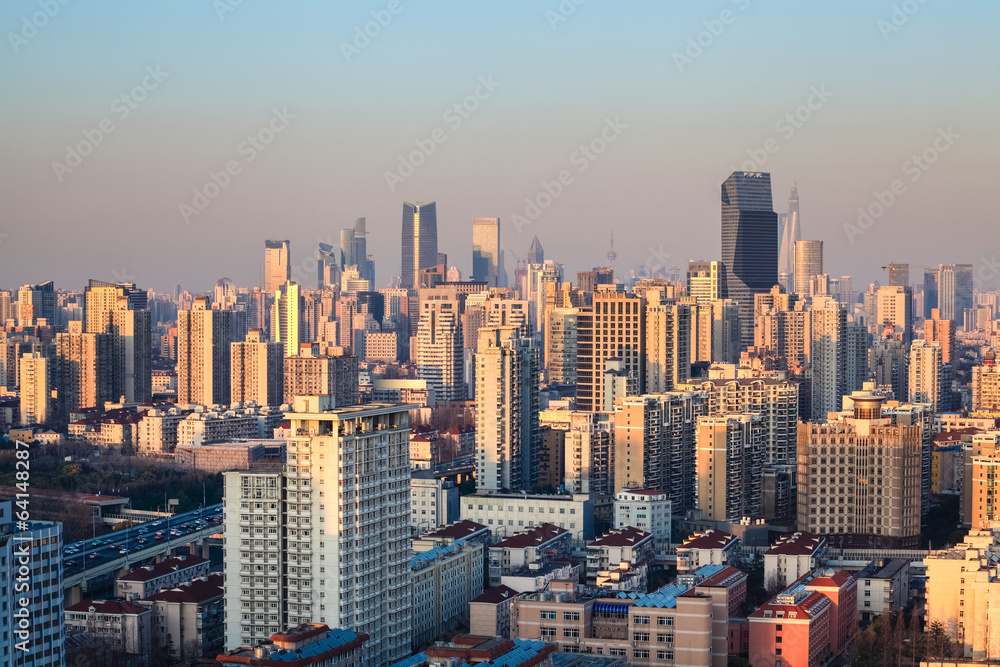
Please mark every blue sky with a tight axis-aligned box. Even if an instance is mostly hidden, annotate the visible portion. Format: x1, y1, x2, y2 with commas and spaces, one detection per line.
1, 0, 997, 293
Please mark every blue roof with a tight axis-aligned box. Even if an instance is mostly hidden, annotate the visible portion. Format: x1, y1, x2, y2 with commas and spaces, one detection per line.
617, 563, 726, 608
389, 639, 549, 667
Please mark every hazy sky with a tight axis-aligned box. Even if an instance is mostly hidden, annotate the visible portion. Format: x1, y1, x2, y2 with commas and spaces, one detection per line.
1, 0, 998, 295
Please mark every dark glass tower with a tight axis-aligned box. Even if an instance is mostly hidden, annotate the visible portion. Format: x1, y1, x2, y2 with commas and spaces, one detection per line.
720, 171, 778, 348
401, 201, 438, 288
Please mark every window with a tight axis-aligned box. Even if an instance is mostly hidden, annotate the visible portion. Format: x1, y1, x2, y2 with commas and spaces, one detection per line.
540, 627, 555, 639
657, 651, 674, 660
563, 628, 580, 638
633, 632, 650, 642
657, 633, 673, 643
657, 617, 674, 626
634, 649, 649, 658
775, 624, 782, 631
609, 648, 627, 657
563, 612, 580, 621
634, 616, 650, 625
540, 611, 556, 620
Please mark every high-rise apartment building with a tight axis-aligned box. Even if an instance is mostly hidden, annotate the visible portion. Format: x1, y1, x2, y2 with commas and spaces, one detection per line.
793, 240, 823, 296
613, 391, 708, 511
870, 336, 909, 401
689, 299, 740, 365
178, 297, 236, 406
401, 201, 438, 289
875, 285, 913, 343
231, 329, 284, 406
19, 352, 49, 425
55, 321, 113, 423
263, 240, 291, 295
16, 281, 56, 325
797, 394, 923, 547
474, 327, 540, 492
576, 285, 645, 413
972, 351, 999, 413
272, 282, 302, 356
810, 296, 846, 421
472, 217, 501, 287
283, 345, 359, 406
223, 397, 413, 666
677, 378, 798, 466
720, 171, 779, 349
695, 414, 764, 522
545, 307, 577, 385
416, 287, 465, 402
687, 260, 721, 303
924, 308, 956, 363
644, 292, 691, 393
909, 339, 944, 412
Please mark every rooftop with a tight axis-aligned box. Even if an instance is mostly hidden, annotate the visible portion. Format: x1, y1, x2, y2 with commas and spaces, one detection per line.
589, 526, 651, 548
679, 529, 738, 551
766, 531, 826, 556
141, 574, 223, 604
118, 555, 208, 582
492, 523, 568, 549
66, 599, 149, 615
422, 519, 488, 541
858, 558, 909, 582
218, 626, 366, 665
472, 585, 520, 605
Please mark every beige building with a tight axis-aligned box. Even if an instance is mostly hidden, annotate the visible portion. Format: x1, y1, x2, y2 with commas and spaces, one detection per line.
410, 532, 485, 647
797, 394, 923, 547
138, 574, 224, 660
576, 285, 645, 413
924, 529, 1000, 660
283, 345, 359, 406
363, 331, 398, 361
263, 239, 291, 295
18, 351, 48, 426
925, 308, 956, 363
416, 286, 465, 402
231, 328, 284, 406
644, 290, 691, 393
695, 414, 764, 522
676, 529, 741, 574
273, 281, 302, 356
65, 599, 151, 659
116, 555, 211, 601
689, 298, 741, 365
856, 558, 910, 624
909, 340, 944, 413
55, 321, 112, 422
614, 489, 672, 561
136, 406, 191, 454
469, 584, 519, 638
586, 526, 653, 590
544, 307, 577, 385
968, 431, 1000, 528
764, 531, 828, 590
972, 353, 1000, 412
178, 297, 235, 406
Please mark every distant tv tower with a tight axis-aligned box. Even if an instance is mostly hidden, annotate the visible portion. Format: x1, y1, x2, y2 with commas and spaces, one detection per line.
607, 230, 617, 270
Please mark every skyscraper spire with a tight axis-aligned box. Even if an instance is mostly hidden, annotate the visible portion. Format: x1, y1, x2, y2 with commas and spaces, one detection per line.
607, 229, 617, 270
778, 182, 800, 283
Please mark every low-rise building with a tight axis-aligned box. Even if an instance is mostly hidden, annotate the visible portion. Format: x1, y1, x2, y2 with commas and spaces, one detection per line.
65, 599, 152, 661
462, 492, 595, 544
856, 558, 910, 624
586, 527, 654, 591
175, 439, 280, 473
676, 529, 740, 574
116, 555, 211, 601
176, 403, 284, 448
469, 584, 520, 638
502, 559, 582, 594
138, 574, 224, 660
410, 527, 485, 647
764, 531, 828, 590
390, 636, 556, 667
217, 624, 367, 667
488, 524, 572, 586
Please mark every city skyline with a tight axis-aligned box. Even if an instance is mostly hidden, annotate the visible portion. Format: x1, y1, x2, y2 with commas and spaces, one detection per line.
1, 2, 997, 293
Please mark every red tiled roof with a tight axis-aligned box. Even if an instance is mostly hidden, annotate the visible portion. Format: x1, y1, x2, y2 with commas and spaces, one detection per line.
619, 488, 666, 497
471, 585, 520, 605
66, 599, 150, 615
751, 590, 830, 620
807, 570, 854, 589
697, 565, 748, 589
119, 555, 208, 582
767, 531, 826, 556
589, 526, 651, 548
492, 523, 568, 549
423, 520, 488, 540
142, 574, 224, 604
679, 529, 738, 551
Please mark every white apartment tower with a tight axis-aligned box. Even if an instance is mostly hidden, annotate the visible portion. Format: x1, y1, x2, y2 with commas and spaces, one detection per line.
810, 296, 846, 421
223, 396, 414, 666
475, 327, 540, 492
18, 352, 48, 426
416, 288, 465, 402
909, 339, 944, 412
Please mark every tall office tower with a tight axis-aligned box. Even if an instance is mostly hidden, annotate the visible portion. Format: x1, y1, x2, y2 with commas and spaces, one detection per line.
272, 282, 302, 356
223, 397, 413, 665
875, 285, 913, 343
938, 263, 974, 323
472, 217, 501, 287
839, 276, 854, 307
545, 308, 578, 385
924, 308, 957, 364
810, 296, 847, 421
401, 201, 438, 289
678, 378, 799, 466
178, 297, 235, 406
870, 337, 910, 400
214, 277, 237, 310
971, 350, 999, 412
644, 291, 691, 393
0, 501, 64, 666
686, 260, 721, 303
475, 327, 540, 492
689, 299, 741, 365
576, 285, 645, 413
527, 261, 563, 333
721, 172, 779, 349
245, 287, 269, 333
798, 394, 923, 547
909, 339, 944, 412
231, 329, 283, 406
416, 287, 464, 402
55, 321, 112, 423
792, 240, 823, 296
527, 234, 544, 265
613, 391, 708, 510
341, 217, 375, 287
317, 242, 342, 290
777, 183, 800, 286
19, 352, 49, 425
695, 414, 764, 522
16, 281, 56, 325
922, 268, 940, 319
263, 240, 291, 295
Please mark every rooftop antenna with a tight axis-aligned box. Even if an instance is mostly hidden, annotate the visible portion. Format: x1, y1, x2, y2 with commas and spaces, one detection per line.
606, 229, 617, 270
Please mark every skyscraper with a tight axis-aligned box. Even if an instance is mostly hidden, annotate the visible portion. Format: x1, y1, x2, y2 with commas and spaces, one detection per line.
527, 235, 544, 265
55, 321, 112, 423
317, 242, 341, 290
695, 414, 764, 522
778, 183, 800, 286
177, 297, 235, 406
810, 296, 846, 421
341, 217, 375, 287
472, 217, 501, 287
85, 280, 152, 403
19, 352, 49, 425
272, 282, 302, 356
721, 171, 779, 349
16, 281, 56, 325
909, 340, 944, 412
938, 263, 974, 324
576, 285, 645, 412
416, 287, 464, 402
793, 240, 823, 296
401, 201, 438, 289
263, 240, 291, 295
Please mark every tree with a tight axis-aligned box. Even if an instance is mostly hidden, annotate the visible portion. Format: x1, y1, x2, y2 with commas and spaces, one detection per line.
152, 633, 177, 667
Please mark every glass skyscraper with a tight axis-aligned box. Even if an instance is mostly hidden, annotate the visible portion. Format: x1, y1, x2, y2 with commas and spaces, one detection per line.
720, 171, 778, 348
472, 217, 501, 286
401, 201, 438, 288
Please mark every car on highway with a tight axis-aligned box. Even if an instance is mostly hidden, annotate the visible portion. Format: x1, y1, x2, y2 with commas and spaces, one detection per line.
88, 553, 100, 559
